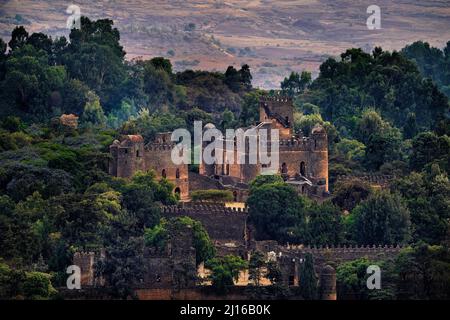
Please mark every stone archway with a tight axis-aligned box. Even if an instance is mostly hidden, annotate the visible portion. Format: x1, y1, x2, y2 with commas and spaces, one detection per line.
300, 161, 306, 176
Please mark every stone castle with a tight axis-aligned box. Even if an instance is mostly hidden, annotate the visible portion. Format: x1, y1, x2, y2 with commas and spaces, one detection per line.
65, 97, 405, 300
109, 96, 329, 201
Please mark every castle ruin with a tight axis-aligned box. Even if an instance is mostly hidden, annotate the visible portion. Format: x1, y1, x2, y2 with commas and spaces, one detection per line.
109, 96, 329, 201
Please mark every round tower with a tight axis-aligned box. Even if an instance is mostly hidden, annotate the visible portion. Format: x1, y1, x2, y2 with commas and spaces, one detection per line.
199, 123, 217, 176
109, 135, 145, 178
320, 264, 337, 300
309, 124, 329, 193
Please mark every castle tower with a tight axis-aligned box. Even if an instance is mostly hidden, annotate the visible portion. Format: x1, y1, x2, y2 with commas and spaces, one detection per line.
199, 123, 216, 177
109, 133, 189, 201
259, 96, 294, 139
145, 133, 190, 201
109, 135, 145, 178
309, 124, 329, 193
319, 264, 337, 300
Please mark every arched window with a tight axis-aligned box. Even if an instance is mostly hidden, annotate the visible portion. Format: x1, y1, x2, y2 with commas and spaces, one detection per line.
162, 169, 167, 178
233, 191, 238, 202
226, 164, 230, 175
176, 168, 180, 179
281, 162, 288, 174
136, 149, 140, 157
300, 162, 306, 176
174, 187, 181, 197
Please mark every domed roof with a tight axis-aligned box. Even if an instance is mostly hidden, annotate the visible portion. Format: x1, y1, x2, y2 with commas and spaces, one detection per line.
204, 123, 216, 130
321, 264, 336, 273
311, 124, 326, 135
123, 134, 144, 142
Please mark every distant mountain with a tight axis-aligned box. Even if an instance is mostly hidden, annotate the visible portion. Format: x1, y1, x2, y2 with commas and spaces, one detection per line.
1, 0, 450, 88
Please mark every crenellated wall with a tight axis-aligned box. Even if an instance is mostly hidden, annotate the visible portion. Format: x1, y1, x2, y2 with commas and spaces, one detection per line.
109, 134, 189, 200
161, 204, 248, 245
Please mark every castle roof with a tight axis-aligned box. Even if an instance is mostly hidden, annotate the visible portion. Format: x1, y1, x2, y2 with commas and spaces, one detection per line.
311, 124, 326, 135
123, 134, 144, 143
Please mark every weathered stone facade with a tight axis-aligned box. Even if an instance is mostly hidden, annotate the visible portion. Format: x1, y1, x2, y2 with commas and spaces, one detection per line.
109, 95, 329, 201
200, 96, 329, 197
109, 133, 189, 200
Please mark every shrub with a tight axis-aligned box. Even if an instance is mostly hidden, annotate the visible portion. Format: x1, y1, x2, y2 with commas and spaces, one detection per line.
191, 189, 233, 202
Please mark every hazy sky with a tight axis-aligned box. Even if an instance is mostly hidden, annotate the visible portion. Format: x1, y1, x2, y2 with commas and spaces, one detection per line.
2, 0, 450, 88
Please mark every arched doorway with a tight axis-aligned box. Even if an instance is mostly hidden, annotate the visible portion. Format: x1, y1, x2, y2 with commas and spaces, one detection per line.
174, 187, 181, 197
300, 162, 306, 176
281, 162, 288, 174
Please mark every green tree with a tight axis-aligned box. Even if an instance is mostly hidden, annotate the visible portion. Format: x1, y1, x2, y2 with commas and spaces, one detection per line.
239, 64, 252, 90
395, 244, 450, 300
22, 271, 57, 300
332, 179, 372, 212
9, 26, 29, 51
145, 216, 215, 266
81, 91, 106, 126
410, 132, 450, 172
281, 71, 311, 96
299, 253, 318, 300
206, 255, 247, 293
220, 108, 236, 130
349, 191, 411, 245
307, 202, 343, 245
247, 181, 309, 243
392, 171, 450, 244
336, 258, 373, 300
249, 251, 265, 286
97, 216, 145, 299
266, 260, 282, 285
239, 91, 262, 126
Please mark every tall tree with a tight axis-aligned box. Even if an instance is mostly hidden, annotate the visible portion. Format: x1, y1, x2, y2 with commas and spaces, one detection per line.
299, 253, 318, 300
349, 191, 411, 245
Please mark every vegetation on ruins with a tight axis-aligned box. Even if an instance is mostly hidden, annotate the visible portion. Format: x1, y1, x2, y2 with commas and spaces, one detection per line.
145, 216, 216, 266
190, 189, 234, 203
0, 16, 449, 299
205, 255, 248, 294
336, 244, 450, 300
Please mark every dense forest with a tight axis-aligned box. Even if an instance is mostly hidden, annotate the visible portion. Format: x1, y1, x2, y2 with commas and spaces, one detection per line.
0, 17, 449, 299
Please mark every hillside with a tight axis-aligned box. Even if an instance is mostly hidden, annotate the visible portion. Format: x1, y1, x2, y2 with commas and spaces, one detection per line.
1, 0, 450, 88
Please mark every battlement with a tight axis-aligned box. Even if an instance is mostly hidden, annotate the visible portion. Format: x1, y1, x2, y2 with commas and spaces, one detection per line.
162, 204, 249, 215
260, 95, 292, 103
278, 137, 312, 151
145, 143, 176, 151
161, 204, 248, 243
285, 243, 404, 253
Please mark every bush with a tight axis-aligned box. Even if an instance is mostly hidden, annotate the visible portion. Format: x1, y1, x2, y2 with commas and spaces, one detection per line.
23, 271, 56, 299
191, 189, 233, 202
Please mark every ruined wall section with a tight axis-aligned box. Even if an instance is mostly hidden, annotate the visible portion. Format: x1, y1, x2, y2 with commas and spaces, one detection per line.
161, 205, 248, 249
259, 96, 293, 139
145, 140, 189, 200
